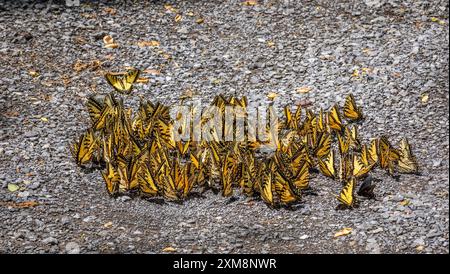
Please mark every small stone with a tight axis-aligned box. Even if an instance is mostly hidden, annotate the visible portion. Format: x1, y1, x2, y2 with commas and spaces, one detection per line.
432, 159, 441, 167
18, 191, 30, 198
28, 182, 40, 190
299, 234, 309, 240
82, 215, 96, 223
177, 27, 189, 34
118, 196, 131, 202
65, 242, 80, 254
369, 228, 384, 234
42, 237, 58, 245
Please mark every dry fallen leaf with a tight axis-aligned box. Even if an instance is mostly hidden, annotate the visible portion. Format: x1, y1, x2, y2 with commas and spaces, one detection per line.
7, 184, 19, 192
104, 7, 116, 15
137, 40, 160, 47
103, 221, 113, 228
421, 93, 429, 104
103, 35, 114, 45
267, 92, 278, 100
296, 86, 312, 94
40, 117, 48, 122
104, 43, 119, 49
186, 11, 195, 16
73, 60, 89, 72
243, 0, 258, 6
0, 201, 39, 208
2, 110, 19, 118
162, 246, 176, 252
267, 41, 275, 47
143, 69, 161, 75
352, 69, 360, 78
400, 199, 410, 206
29, 70, 39, 78
196, 18, 204, 24
416, 245, 425, 251
175, 14, 182, 22
164, 4, 177, 13
334, 227, 352, 238
136, 77, 149, 84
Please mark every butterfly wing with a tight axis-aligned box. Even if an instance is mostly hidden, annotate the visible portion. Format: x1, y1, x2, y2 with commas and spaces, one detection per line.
343, 93, 363, 121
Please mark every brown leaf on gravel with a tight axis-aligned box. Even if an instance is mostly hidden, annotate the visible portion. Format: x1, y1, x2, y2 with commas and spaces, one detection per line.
243, 0, 258, 6
296, 86, 312, 94
0, 201, 39, 208
29, 70, 39, 78
175, 14, 182, 22
136, 77, 149, 84
137, 40, 160, 47
143, 69, 161, 75
196, 18, 204, 24
73, 60, 89, 72
334, 227, 352, 238
2, 110, 20, 118
104, 7, 116, 15
103, 36, 114, 45
104, 43, 119, 49
162, 246, 177, 252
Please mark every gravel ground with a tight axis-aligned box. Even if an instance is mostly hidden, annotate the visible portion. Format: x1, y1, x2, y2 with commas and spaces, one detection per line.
0, 0, 448, 254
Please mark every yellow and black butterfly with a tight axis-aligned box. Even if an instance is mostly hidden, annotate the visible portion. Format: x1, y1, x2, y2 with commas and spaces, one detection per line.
70, 129, 99, 166
292, 161, 309, 190
328, 105, 343, 132
318, 150, 336, 179
274, 170, 298, 205
86, 95, 105, 124
338, 153, 353, 182
336, 177, 356, 208
397, 137, 419, 174
367, 138, 379, 164
105, 68, 140, 94
102, 162, 120, 195
138, 163, 159, 197
337, 132, 350, 156
259, 168, 274, 207
352, 153, 375, 179
220, 152, 235, 197
378, 136, 400, 175
343, 93, 363, 121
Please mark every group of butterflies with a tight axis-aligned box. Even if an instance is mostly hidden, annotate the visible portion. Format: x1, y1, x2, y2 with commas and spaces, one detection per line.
70, 68, 420, 209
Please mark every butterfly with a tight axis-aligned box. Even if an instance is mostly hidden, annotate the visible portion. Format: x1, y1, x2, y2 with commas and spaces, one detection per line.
138, 163, 159, 197
70, 129, 99, 166
352, 153, 375, 179
328, 105, 343, 132
292, 161, 309, 190
378, 136, 401, 174
259, 168, 274, 207
357, 175, 376, 199
343, 93, 363, 121
338, 153, 353, 183
318, 150, 336, 179
337, 132, 350, 156
397, 137, 419, 174
101, 162, 119, 195
274, 170, 299, 205
86, 95, 105, 124
220, 152, 235, 197
336, 177, 356, 208
116, 155, 140, 192
105, 68, 140, 94
311, 131, 331, 158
